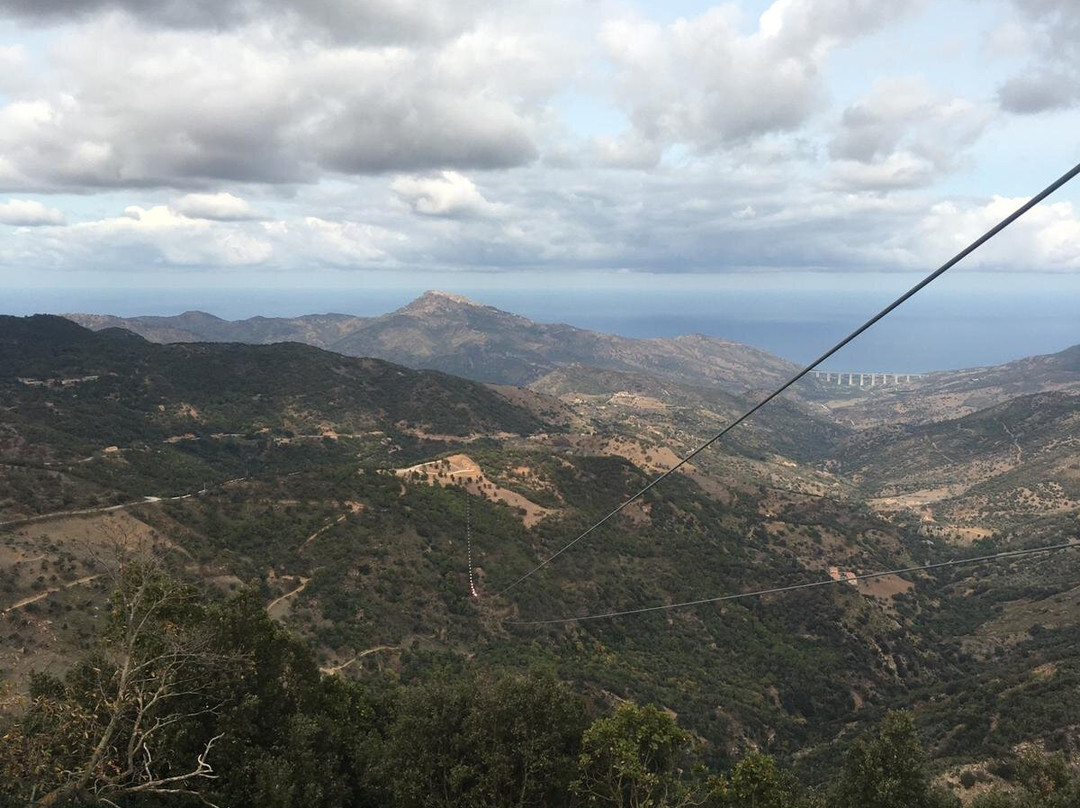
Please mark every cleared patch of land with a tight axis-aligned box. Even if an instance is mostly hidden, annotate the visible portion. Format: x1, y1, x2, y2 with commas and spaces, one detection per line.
396, 454, 554, 527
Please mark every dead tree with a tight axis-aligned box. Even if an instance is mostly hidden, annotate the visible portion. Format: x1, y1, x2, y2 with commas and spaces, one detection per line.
2, 559, 241, 807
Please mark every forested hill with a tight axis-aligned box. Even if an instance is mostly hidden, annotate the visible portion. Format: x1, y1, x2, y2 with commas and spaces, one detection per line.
0, 314, 550, 446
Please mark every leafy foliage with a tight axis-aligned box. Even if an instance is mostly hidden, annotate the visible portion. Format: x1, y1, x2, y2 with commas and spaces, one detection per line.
573, 702, 700, 808
5, 567, 1080, 808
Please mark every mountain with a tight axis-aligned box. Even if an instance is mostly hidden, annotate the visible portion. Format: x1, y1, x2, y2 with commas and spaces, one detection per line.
66, 291, 798, 392
0, 313, 956, 759
823, 390, 1080, 552
63, 309, 365, 348
0, 315, 551, 512
5, 313, 1080, 781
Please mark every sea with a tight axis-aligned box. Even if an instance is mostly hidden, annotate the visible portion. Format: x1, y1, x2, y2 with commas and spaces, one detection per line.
5, 272, 1078, 375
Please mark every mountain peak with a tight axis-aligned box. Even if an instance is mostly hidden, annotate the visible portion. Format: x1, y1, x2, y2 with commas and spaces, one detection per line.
397, 290, 489, 316
426, 290, 479, 304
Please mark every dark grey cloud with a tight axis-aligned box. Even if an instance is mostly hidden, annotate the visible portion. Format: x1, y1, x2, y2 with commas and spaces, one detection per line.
315, 93, 537, 175
997, 73, 1078, 114
0, 0, 498, 44
0, 0, 248, 28
831, 105, 903, 163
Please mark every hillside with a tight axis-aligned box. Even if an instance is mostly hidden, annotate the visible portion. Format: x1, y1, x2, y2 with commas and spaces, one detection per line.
66, 290, 798, 392
798, 344, 1080, 428
530, 362, 850, 468
0, 315, 550, 516
4, 313, 1080, 784
0, 314, 945, 756
823, 391, 1080, 553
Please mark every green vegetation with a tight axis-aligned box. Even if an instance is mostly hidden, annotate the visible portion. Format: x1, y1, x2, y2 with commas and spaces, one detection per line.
6, 563, 1080, 807
4, 314, 1080, 802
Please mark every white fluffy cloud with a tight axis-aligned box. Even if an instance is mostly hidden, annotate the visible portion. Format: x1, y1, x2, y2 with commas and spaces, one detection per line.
599, 0, 922, 152
913, 196, 1080, 272
0, 198, 65, 226
0, 200, 410, 270
391, 171, 502, 218
173, 192, 261, 221
282, 217, 399, 265
829, 78, 991, 190
67, 205, 273, 266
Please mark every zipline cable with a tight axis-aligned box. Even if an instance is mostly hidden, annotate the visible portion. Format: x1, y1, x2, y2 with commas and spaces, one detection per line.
466, 494, 478, 598
498, 160, 1080, 597
511, 540, 1080, 625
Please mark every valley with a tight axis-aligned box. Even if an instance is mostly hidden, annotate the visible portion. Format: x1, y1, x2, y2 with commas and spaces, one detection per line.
2, 297, 1079, 804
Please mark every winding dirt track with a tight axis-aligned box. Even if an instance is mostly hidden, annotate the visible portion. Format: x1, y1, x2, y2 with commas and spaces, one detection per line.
0, 478, 249, 530
265, 577, 310, 619
1, 575, 100, 615
320, 645, 397, 675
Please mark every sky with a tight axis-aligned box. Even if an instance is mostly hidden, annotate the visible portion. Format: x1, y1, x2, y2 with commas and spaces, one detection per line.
0, 0, 1078, 367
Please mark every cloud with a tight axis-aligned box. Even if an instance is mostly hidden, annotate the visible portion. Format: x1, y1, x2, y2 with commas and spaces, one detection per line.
173, 192, 261, 221
0, 13, 547, 191
912, 196, 1080, 272
828, 78, 990, 190
278, 217, 398, 265
599, 0, 922, 153
0, 45, 29, 93
995, 0, 1080, 114
0, 196, 410, 271
71, 205, 273, 266
4, 163, 1080, 279
0, 0, 502, 45
590, 133, 662, 170
997, 73, 1078, 114
0, 0, 1076, 284
391, 171, 503, 218
0, 198, 65, 226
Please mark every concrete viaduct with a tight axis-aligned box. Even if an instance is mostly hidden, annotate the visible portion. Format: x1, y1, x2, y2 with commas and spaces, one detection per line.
808, 371, 924, 388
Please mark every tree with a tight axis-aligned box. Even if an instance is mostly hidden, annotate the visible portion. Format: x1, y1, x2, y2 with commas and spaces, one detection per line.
382, 670, 476, 808
833, 711, 958, 808
0, 559, 239, 807
713, 751, 794, 808
1015, 748, 1072, 801
382, 670, 585, 808
573, 702, 702, 808
464, 670, 586, 808
192, 589, 382, 808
